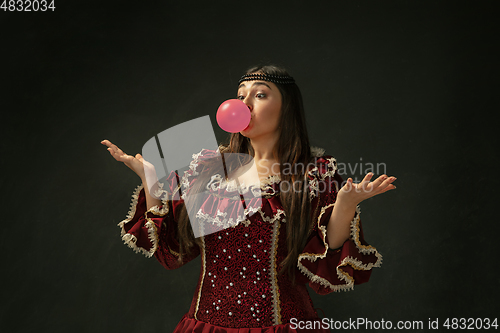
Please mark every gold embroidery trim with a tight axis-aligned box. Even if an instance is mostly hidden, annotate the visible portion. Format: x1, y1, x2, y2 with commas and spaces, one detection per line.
167, 245, 180, 257
118, 185, 156, 258
310, 146, 326, 157
194, 236, 206, 320
297, 203, 382, 292
118, 182, 175, 258
349, 213, 379, 255
269, 219, 282, 325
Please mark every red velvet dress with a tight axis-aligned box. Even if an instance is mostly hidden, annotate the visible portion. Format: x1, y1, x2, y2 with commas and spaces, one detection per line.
118, 147, 382, 332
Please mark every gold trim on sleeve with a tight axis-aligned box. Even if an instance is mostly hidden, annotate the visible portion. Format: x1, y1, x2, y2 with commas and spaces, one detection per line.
269, 219, 282, 325
194, 236, 206, 320
118, 185, 154, 257
349, 208, 381, 257
297, 203, 382, 292
117, 183, 169, 258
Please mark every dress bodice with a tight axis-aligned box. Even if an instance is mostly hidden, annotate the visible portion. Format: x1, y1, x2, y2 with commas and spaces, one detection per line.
117, 147, 382, 331
190, 175, 317, 327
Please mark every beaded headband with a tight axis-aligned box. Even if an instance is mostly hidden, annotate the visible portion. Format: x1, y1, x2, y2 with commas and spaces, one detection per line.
238, 73, 295, 85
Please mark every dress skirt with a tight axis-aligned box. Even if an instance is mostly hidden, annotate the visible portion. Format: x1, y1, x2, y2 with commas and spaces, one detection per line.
173, 314, 331, 333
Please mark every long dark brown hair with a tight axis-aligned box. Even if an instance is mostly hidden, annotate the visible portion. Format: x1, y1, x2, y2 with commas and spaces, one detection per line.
176, 65, 315, 281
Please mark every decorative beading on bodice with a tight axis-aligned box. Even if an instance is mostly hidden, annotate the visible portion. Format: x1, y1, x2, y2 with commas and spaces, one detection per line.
117, 146, 382, 331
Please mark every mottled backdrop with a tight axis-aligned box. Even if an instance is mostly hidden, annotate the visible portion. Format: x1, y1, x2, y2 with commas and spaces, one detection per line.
1, 1, 497, 332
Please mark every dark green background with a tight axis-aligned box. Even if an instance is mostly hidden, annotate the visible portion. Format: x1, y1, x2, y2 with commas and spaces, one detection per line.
1, 1, 497, 332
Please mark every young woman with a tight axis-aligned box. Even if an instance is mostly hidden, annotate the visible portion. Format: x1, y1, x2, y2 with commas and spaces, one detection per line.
101, 65, 396, 332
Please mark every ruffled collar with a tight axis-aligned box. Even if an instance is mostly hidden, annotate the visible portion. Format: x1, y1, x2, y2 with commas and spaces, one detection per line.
205, 146, 326, 196
206, 173, 281, 197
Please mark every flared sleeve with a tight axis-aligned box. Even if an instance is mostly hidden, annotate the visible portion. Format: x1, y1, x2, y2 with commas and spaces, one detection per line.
117, 148, 217, 269
297, 155, 383, 294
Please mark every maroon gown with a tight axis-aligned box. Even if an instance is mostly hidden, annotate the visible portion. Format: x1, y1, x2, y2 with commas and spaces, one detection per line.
118, 147, 382, 332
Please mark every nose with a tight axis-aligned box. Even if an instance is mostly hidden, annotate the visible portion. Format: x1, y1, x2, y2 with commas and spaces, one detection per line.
242, 96, 253, 112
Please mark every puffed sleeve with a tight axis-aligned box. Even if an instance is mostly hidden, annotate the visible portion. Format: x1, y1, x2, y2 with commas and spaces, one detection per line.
117, 148, 218, 269
297, 155, 383, 294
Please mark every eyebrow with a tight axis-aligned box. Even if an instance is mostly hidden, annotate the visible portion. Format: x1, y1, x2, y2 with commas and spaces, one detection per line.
238, 82, 272, 90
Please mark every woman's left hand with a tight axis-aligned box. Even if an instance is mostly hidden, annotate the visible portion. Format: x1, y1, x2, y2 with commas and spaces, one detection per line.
337, 173, 396, 206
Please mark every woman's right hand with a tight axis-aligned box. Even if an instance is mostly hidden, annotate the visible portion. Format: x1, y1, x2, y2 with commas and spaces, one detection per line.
101, 139, 155, 181
102, 139, 162, 207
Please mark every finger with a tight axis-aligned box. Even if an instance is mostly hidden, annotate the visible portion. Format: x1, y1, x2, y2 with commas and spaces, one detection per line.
102, 140, 129, 160
370, 174, 389, 189
379, 183, 397, 194
101, 140, 113, 148
376, 176, 397, 192
107, 149, 121, 162
107, 147, 124, 162
354, 177, 365, 193
342, 178, 353, 192
107, 142, 126, 157
359, 172, 374, 191
107, 145, 132, 163
348, 178, 361, 193
101, 139, 118, 151
361, 172, 374, 183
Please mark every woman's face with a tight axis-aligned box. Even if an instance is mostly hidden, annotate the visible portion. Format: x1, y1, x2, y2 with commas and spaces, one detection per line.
237, 79, 282, 140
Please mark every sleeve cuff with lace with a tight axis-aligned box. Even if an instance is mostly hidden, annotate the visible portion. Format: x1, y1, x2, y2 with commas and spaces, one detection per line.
117, 184, 169, 258
117, 149, 207, 271
116, 148, 218, 267
298, 154, 382, 294
298, 204, 382, 294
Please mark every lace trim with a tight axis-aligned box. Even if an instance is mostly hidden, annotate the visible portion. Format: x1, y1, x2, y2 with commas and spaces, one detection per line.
143, 219, 159, 257
150, 181, 171, 213
207, 173, 281, 196
146, 197, 170, 217
194, 236, 206, 320
261, 174, 281, 187
269, 220, 282, 325
140, 182, 172, 256
310, 146, 326, 157
259, 208, 286, 224
118, 181, 172, 258
196, 205, 285, 230
306, 156, 337, 200
118, 184, 158, 258
349, 211, 382, 258
195, 205, 277, 230
313, 157, 337, 180
182, 146, 328, 200
297, 204, 382, 292
205, 190, 242, 201
216, 145, 324, 157
308, 177, 319, 200
121, 184, 143, 222
180, 150, 205, 199
196, 209, 250, 229
167, 243, 180, 257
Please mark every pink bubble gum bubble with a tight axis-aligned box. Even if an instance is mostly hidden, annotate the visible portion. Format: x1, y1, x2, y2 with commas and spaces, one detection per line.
216, 99, 251, 133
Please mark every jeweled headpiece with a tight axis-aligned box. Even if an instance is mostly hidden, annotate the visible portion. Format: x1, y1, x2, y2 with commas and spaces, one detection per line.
238, 73, 295, 85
